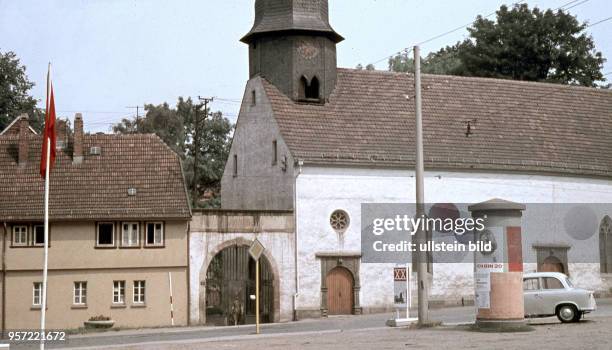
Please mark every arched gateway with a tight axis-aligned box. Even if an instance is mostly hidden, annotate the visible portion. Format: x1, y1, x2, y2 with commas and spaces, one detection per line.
201, 242, 276, 326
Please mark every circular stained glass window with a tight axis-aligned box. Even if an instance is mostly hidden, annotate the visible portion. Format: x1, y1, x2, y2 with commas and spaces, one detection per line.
330, 210, 349, 233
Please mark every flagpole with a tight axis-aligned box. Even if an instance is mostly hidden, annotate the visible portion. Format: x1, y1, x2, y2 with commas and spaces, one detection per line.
40, 63, 51, 350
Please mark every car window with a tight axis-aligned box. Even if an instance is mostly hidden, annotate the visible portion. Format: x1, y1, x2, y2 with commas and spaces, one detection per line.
523, 278, 540, 291
542, 277, 564, 290
565, 278, 574, 288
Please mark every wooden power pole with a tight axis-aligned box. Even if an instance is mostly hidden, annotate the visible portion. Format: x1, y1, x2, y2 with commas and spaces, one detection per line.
192, 97, 213, 208
126, 106, 143, 133
414, 45, 430, 325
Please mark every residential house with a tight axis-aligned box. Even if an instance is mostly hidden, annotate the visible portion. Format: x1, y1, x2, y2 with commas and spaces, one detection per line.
0, 114, 191, 330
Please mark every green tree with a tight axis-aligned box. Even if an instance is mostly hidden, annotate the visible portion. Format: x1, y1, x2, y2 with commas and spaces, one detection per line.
389, 46, 462, 74
389, 4, 606, 87
0, 50, 44, 131
113, 97, 233, 208
355, 63, 376, 71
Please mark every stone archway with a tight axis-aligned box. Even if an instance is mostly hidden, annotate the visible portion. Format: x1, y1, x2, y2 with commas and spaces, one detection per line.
199, 238, 281, 325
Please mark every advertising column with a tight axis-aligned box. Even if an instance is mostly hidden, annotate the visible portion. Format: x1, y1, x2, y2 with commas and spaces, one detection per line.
468, 199, 528, 331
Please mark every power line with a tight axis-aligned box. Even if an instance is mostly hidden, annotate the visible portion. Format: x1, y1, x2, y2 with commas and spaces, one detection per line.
368, 0, 591, 67
562, 0, 590, 11
586, 16, 612, 28
57, 110, 125, 114
369, 0, 527, 66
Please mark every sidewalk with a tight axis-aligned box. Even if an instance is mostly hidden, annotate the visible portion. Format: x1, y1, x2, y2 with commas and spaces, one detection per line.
23, 298, 608, 349
68, 297, 612, 341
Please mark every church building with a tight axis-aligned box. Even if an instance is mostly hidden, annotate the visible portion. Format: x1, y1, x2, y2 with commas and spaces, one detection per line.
189, 0, 612, 325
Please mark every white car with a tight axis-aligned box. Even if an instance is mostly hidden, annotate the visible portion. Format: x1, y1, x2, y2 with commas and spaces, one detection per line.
523, 272, 596, 323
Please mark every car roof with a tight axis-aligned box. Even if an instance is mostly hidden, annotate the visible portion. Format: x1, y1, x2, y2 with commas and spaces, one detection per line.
523, 272, 568, 279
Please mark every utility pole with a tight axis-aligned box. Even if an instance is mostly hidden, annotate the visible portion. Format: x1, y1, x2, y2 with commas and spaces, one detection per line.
192, 97, 213, 208
413, 45, 430, 325
126, 106, 143, 133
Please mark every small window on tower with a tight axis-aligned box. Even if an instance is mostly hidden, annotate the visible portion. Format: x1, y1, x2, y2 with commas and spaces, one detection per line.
233, 154, 238, 177
272, 140, 278, 165
306, 77, 320, 100
251, 90, 256, 106
299, 76, 321, 102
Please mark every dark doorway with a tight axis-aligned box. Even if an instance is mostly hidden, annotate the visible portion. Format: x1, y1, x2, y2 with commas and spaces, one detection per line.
204, 245, 274, 326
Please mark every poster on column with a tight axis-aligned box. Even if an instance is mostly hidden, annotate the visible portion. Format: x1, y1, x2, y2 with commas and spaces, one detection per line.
474, 227, 505, 309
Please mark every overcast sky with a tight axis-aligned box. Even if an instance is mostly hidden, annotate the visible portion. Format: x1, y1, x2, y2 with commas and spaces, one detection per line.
1, 0, 610, 132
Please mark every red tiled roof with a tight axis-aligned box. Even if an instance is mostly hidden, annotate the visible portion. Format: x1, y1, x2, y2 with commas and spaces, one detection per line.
0, 115, 38, 136
0, 133, 191, 221
263, 68, 612, 178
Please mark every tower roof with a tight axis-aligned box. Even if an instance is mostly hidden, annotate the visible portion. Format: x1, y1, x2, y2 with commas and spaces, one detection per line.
241, 0, 344, 44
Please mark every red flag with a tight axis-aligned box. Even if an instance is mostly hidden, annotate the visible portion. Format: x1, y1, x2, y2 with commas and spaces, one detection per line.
40, 84, 56, 178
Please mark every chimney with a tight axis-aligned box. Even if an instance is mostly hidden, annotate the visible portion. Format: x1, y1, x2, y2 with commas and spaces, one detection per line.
18, 114, 29, 166
56, 119, 68, 150
73, 113, 84, 164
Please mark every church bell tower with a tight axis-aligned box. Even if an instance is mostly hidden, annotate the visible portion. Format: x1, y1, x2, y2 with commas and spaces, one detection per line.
241, 0, 344, 103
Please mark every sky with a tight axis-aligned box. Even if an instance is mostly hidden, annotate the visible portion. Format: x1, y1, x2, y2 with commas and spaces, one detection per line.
1, 0, 611, 132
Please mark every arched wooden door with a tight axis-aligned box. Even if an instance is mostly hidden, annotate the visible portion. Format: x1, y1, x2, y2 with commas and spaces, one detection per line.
326, 267, 354, 315
540, 256, 565, 274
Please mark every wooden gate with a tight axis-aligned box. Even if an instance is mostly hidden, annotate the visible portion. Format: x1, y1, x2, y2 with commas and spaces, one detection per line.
326, 267, 354, 315
205, 245, 274, 325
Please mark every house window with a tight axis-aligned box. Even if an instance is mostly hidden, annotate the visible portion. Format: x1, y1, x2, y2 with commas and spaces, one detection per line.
121, 222, 139, 247
133, 280, 146, 304
233, 155, 238, 177
33, 282, 42, 306
146, 222, 164, 246
33, 225, 45, 246
12, 225, 27, 246
73, 282, 87, 305
113, 281, 126, 304
272, 140, 278, 165
97, 223, 114, 246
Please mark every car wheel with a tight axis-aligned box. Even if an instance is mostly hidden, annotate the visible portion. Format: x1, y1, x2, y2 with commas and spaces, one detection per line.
556, 305, 578, 323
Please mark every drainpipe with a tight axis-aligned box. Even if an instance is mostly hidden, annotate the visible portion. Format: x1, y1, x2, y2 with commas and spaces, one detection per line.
293, 159, 303, 321
186, 221, 191, 326
2, 222, 7, 334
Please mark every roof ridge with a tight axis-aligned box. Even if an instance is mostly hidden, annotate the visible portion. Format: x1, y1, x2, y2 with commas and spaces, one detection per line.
337, 67, 612, 94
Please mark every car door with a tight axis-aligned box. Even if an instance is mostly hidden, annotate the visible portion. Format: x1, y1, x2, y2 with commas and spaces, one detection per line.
523, 277, 544, 316
539, 276, 567, 315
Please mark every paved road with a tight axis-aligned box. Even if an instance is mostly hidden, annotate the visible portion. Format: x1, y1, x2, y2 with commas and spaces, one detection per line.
5, 299, 612, 349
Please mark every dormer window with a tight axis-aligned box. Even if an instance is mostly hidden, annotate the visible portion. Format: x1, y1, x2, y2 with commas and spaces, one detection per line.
299, 76, 321, 102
